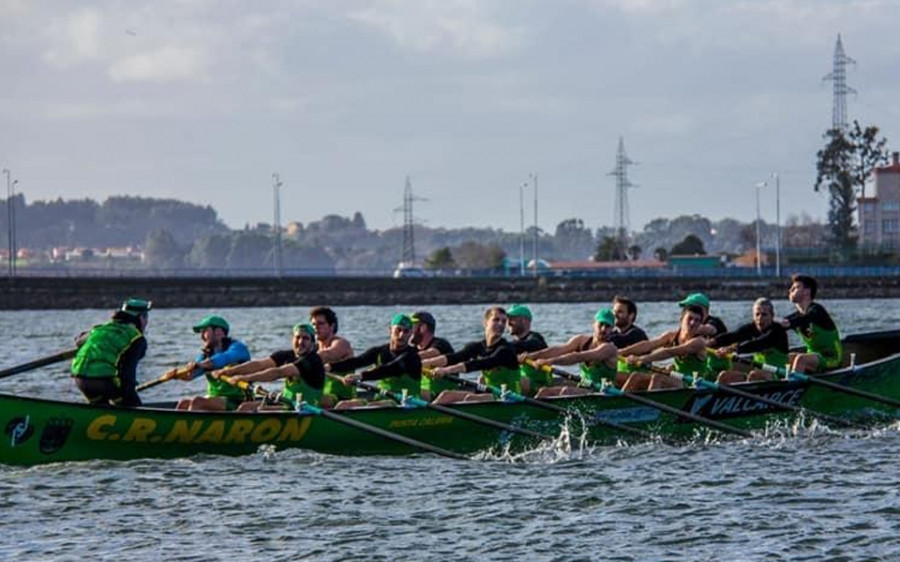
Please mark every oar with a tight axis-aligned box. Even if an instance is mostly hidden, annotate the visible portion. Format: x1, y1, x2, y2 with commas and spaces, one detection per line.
136, 367, 192, 392
440, 373, 657, 440
730, 354, 900, 410
219, 375, 468, 461
355, 380, 555, 441
0, 348, 77, 380
533, 363, 753, 438
640, 362, 859, 429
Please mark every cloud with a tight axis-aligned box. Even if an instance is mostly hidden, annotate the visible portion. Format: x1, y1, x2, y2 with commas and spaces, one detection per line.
348, 0, 526, 59
108, 46, 209, 83
41, 8, 102, 68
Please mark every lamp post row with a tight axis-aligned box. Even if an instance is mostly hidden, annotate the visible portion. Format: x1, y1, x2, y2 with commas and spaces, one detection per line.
755, 172, 782, 278
2, 168, 16, 278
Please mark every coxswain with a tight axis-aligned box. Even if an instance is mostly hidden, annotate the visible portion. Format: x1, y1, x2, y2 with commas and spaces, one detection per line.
172, 315, 251, 411
506, 304, 551, 394
781, 274, 843, 373
329, 314, 422, 409
309, 306, 356, 403
70, 298, 151, 407
524, 308, 624, 397
711, 297, 789, 384
409, 311, 456, 401
424, 306, 522, 403
223, 323, 326, 410
619, 304, 710, 391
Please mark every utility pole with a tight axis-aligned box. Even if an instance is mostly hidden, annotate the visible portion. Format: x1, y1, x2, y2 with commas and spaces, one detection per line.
822, 34, 855, 133
272, 173, 283, 277
2, 168, 14, 277
395, 176, 426, 265
773, 172, 781, 278
608, 137, 636, 252
519, 182, 526, 276
531, 172, 538, 277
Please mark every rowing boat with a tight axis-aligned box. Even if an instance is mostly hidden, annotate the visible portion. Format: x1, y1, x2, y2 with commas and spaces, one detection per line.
2, 330, 899, 466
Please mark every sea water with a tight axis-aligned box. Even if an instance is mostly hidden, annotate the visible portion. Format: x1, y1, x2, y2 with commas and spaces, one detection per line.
1, 299, 899, 561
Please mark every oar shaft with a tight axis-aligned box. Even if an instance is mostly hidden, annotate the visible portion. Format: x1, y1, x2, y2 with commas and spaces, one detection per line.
0, 348, 77, 380
357, 381, 554, 441
306, 405, 468, 461
732, 354, 900, 410
443, 373, 655, 439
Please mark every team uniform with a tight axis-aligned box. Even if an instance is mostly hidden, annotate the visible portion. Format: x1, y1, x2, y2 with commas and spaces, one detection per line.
577, 338, 618, 387
443, 339, 522, 394
330, 344, 423, 396
785, 303, 843, 371
71, 313, 146, 407
420, 337, 456, 398
512, 331, 551, 391
196, 338, 252, 409
607, 325, 649, 349
269, 349, 326, 406
712, 322, 790, 371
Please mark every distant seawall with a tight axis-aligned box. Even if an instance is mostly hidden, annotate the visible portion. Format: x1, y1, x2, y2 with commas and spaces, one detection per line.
3, 276, 900, 310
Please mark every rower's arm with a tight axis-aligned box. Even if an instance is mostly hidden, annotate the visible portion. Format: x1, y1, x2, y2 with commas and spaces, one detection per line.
620, 332, 670, 357
215, 357, 277, 377
640, 336, 705, 364
551, 342, 617, 367
524, 336, 582, 361
230, 364, 295, 384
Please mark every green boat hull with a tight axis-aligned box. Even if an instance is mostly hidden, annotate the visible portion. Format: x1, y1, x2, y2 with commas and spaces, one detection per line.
2, 330, 899, 466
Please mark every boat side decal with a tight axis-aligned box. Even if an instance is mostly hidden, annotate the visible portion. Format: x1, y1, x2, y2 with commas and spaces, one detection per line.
85, 414, 314, 446
388, 415, 454, 429
39, 418, 74, 454
593, 407, 660, 425
5, 416, 34, 447
687, 387, 807, 420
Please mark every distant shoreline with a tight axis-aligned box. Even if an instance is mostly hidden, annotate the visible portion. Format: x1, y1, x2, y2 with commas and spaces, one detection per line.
2, 276, 899, 310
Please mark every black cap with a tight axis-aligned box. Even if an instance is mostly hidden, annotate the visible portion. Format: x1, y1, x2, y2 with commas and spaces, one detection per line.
410, 311, 436, 331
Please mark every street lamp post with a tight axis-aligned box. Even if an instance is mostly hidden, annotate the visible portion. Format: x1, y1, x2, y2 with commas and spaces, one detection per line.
531, 172, 538, 277
772, 172, 781, 278
272, 173, 283, 277
755, 181, 766, 277
2, 168, 12, 277
519, 182, 526, 276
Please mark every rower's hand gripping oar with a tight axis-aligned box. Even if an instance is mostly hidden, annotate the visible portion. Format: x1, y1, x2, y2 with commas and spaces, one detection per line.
725, 352, 900, 411
438, 371, 657, 440
528, 360, 753, 439
354, 380, 555, 441
136, 366, 193, 392
642, 362, 860, 429
217, 374, 469, 461
0, 348, 78, 380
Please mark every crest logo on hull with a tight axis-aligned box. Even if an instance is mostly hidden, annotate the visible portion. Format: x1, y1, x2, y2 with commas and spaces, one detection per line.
39, 418, 74, 455
5, 416, 34, 446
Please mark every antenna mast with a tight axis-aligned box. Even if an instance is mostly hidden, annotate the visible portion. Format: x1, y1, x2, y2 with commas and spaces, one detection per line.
608, 137, 636, 247
822, 34, 856, 132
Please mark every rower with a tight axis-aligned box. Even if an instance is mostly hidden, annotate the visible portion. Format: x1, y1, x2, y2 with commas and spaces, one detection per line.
70, 298, 151, 407
309, 306, 356, 404
781, 274, 843, 373
524, 307, 624, 397
678, 292, 730, 374
409, 311, 456, 401
507, 304, 551, 394
609, 295, 650, 382
608, 296, 649, 348
172, 315, 251, 411
223, 323, 326, 411
424, 306, 522, 404
711, 297, 789, 384
619, 304, 710, 391
328, 314, 422, 409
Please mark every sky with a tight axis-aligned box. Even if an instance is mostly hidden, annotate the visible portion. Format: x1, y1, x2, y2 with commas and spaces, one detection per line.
1, 0, 899, 235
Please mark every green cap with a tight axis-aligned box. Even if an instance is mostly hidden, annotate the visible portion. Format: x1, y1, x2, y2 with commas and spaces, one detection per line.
120, 298, 151, 317
192, 315, 230, 334
391, 314, 413, 329
594, 308, 615, 326
293, 323, 315, 338
678, 293, 710, 309
507, 304, 533, 319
